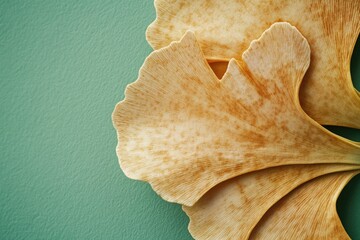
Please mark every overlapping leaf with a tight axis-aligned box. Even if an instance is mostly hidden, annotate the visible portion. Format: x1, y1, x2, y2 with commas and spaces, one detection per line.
183, 164, 359, 239
147, 0, 360, 128
249, 171, 358, 239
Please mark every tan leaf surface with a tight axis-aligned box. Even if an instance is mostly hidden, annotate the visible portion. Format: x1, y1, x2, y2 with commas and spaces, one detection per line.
249, 171, 359, 240
183, 164, 360, 240
112, 23, 360, 206
147, 0, 360, 128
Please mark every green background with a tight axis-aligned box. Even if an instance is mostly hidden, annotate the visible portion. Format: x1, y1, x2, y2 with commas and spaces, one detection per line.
0, 1, 359, 239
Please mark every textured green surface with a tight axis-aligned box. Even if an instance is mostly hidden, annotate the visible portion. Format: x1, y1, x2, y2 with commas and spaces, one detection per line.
0, 1, 359, 239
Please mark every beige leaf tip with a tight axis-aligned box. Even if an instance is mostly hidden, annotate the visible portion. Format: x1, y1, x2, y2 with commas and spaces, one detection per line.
243, 22, 310, 87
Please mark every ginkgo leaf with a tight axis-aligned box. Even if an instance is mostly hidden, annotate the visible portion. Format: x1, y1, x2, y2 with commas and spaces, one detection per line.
147, 0, 360, 128
248, 171, 359, 240
182, 164, 360, 240
112, 22, 360, 206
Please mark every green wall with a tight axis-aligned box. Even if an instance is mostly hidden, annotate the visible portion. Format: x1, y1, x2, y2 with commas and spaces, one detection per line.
0, 1, 359, 239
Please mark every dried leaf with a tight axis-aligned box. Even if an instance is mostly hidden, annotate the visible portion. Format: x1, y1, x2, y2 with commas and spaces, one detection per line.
183, 164, 360, 239
249, 171, 359, 239
112, 23, 360, 206
147, 0, 360, 128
